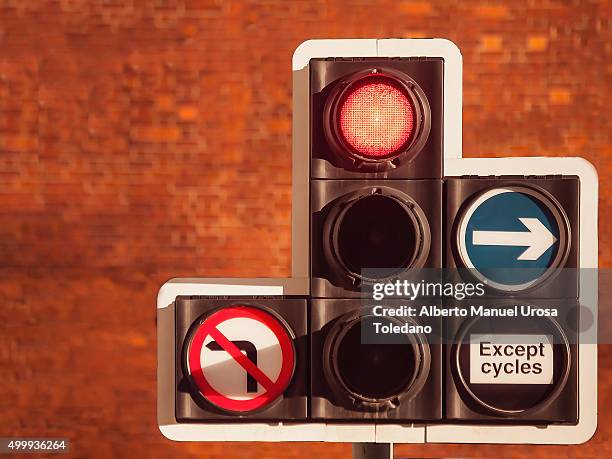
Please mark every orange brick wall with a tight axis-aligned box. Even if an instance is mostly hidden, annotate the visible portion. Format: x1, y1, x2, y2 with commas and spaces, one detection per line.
0, 1, 609, 458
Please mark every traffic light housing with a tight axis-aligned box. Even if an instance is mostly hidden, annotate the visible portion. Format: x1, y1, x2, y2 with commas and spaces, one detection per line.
156, 39, 598, 445
310, 58, 443, 179
311, 300, 442, 421
308, 54, 445, 420
445, 176, 579, 298
443, 299, 578, 423
311, 180, 441, 297
174, 296, 308, 421
309, 55, 444, 297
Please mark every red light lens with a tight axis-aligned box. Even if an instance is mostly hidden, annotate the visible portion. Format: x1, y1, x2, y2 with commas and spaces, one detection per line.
339, 82, 415, 158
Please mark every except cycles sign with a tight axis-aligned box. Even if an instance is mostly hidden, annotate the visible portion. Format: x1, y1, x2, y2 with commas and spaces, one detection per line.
469, 334, 554, 385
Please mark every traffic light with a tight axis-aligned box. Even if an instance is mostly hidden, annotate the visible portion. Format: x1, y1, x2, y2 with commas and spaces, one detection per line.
156, 39, 598, 445
310, 58, 442, 179
311, 180, 441, 297
309, 56, 444, 420
443, 175, 580, 424
311, 300, 441, 420
310, 58, 443, 297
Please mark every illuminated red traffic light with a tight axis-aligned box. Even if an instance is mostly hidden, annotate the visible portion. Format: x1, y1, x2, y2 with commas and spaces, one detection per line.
339, 81, 415, 158
323, 69, 431, 168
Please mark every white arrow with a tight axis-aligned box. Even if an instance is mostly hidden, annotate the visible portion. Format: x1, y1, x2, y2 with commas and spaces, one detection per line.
472, 217, 558, 261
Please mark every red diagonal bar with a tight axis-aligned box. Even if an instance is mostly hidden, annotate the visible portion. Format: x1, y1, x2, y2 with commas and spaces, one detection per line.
208, 326, 275, 392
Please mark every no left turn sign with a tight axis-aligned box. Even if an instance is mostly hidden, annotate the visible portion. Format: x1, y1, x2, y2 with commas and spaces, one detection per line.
186, 305, 296, 413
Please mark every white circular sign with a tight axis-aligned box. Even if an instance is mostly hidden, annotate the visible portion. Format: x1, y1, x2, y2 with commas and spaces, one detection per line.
186, 305, 295, 413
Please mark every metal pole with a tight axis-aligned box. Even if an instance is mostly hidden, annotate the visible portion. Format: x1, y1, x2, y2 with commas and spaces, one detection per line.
352, 443, 393, 459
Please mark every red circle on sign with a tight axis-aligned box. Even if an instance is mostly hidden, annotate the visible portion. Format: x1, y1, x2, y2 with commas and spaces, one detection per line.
186, 305, 296, 413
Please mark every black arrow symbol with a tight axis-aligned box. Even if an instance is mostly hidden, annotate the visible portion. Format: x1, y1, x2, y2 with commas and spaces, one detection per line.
206, 340, 259, 393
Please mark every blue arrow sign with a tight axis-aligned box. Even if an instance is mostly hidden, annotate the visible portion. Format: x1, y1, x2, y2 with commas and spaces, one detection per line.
458, 187, 563, 289
472, 217, 557, 261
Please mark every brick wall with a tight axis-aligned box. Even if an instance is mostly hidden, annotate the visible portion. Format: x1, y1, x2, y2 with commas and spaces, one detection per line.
0, 1, 610, 457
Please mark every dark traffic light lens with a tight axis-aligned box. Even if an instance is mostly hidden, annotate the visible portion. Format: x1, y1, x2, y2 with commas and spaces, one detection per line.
335, 317, 417, 399
326, 189, 429, 281
338, 194, 416, 272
